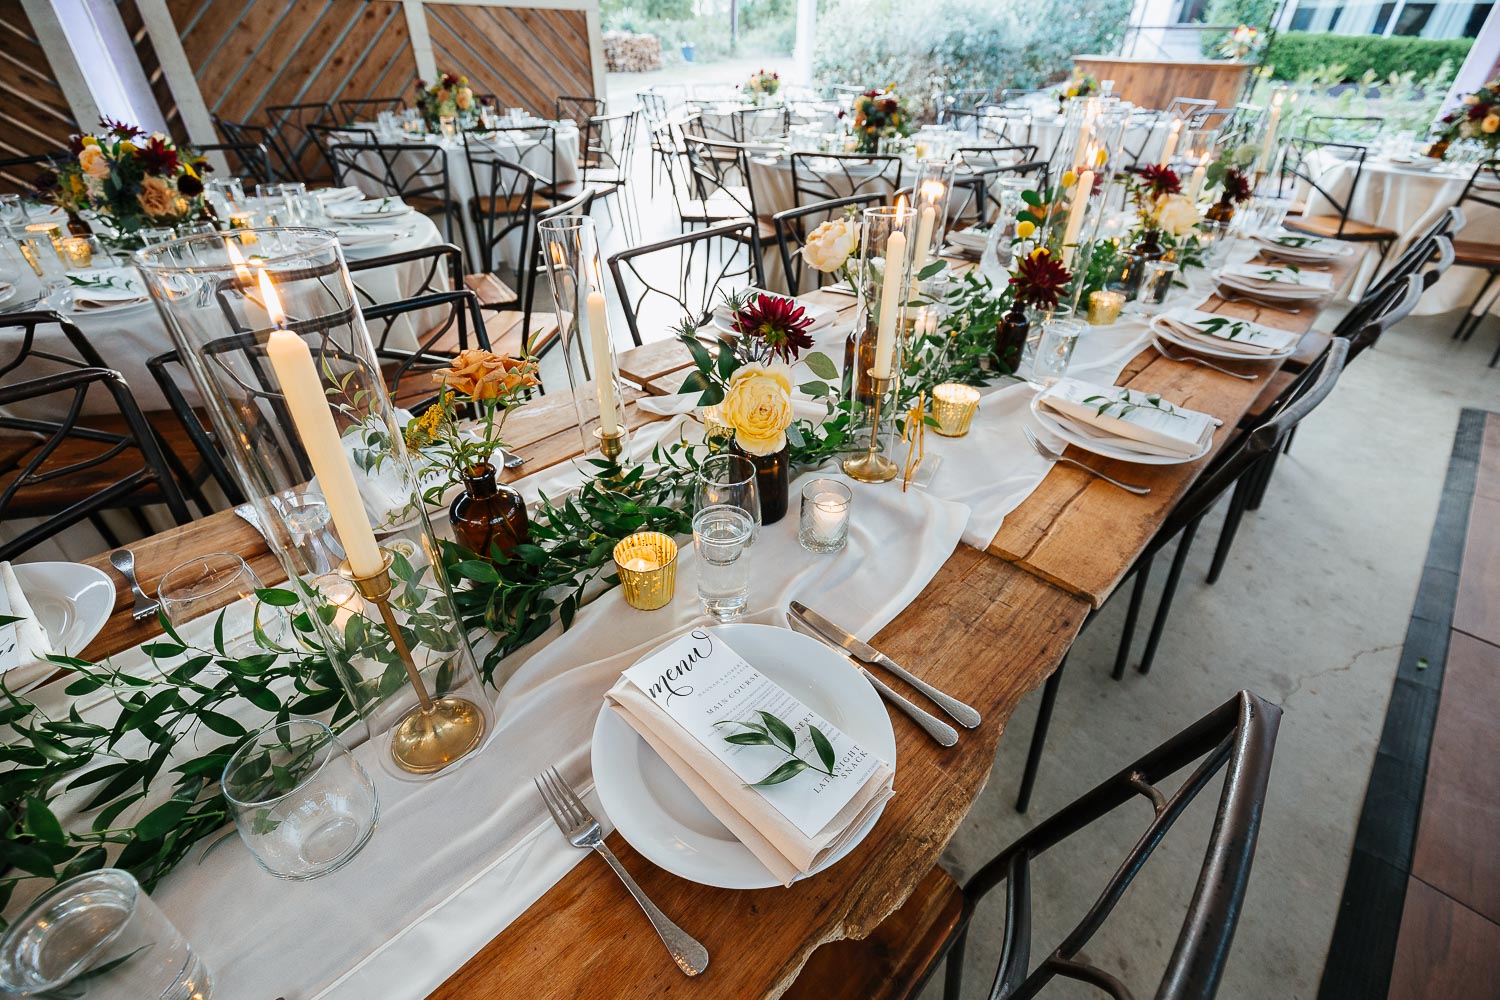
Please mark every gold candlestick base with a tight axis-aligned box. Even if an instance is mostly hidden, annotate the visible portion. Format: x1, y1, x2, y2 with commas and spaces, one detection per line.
340, 549, 485, 775
594, 426, 626, 462
843, 371, 898, 483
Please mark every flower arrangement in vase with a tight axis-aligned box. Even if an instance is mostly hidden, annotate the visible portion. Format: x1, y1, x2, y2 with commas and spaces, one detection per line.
996, 246, 1074, 368
405, 349, 540, 559
1431, 76, 1500, 158
1218, 25, 1263, 61
43, 118, 207, 246
416, 73, 476, 130
1056, 72, 1099, 109
744, 69, 781, 104
845, 88, 912, 154
1203, 161, 1253, 223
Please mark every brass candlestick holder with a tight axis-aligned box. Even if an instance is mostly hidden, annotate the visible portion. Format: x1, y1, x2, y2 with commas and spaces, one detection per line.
339, 549, 485, 775
594, 426, 626, 463
843, 370, 898, 483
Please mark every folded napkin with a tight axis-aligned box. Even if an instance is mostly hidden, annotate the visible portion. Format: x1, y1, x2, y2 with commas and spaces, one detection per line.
67, 268, 148, 308
335, 224, 415, 248
0, 562, 54, 674
945, 227, 990, 252
1253, 231, 1351, 261
604, 671, 894, 886
1155, 309, 1298, 356
325, 198, 413, 221
1038, 378, 1216, 459
1218, 262, 1334, 291
314, 185, 364, 203
713, 289, 835, 334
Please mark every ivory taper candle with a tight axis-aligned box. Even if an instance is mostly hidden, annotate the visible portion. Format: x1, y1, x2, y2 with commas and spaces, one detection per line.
1060, 169, 1093, 268
1158, 119, 1181, 167
873, 229, 906, 378
586, 285, 618, 436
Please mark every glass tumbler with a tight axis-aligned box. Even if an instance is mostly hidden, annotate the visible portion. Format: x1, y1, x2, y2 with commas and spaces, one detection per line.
158, 552, 290, 659
222, 718, 379, 880
693, 504, 754, 622
1136, 260, 1179, 315
0, 193, 25, 236
694, 453, 761, 537
798, 479, 852, 553
0, 868, 212, 999
1028, 319, 1084, 389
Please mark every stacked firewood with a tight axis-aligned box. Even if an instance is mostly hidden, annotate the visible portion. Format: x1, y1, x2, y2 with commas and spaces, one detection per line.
603, 32, 662, 73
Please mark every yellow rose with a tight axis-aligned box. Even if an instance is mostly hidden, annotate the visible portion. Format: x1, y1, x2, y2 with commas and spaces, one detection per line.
136, 175, 178, 218
81, 136, 98, 147
1155, 194, 1200, 237
800, 216, 860, 273
1484, 114, 1500, 134
1061, 170, 1077, 188
78, 145, 110, 180
1016, 220, 1036, 239
456, 88, 474, 111
720, 365, 793, 455
432, 348, 539, 400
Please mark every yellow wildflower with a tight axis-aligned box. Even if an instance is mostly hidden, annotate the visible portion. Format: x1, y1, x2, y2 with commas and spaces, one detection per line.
1016, 220, 1036, 239
1061, 170, 1077, 188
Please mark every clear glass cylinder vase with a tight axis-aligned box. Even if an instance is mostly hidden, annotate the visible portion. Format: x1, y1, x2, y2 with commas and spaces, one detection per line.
134, 228, 492, 780
536, 215, 631, 459
841, 205, 914, 482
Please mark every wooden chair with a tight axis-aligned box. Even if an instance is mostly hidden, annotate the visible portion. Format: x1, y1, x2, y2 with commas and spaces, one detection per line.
1444, 160, 1500, 350
787, 691, 1281, 1000
773, 191, 887, 295
338, 96, 405, 125
790, 152, 903, 210
606, 219, 766, 346
263, 101, 337, 182
1277, 137, 1397, 259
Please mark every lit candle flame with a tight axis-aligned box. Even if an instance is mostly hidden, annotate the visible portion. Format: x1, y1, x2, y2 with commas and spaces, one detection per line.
919, 179, 945, 203
258, 269, 287, 329
895, 193, 908, 213
225, 239, 255, 286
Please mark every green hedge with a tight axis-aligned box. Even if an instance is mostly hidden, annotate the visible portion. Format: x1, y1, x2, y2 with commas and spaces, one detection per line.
1263, 32, 1472, 83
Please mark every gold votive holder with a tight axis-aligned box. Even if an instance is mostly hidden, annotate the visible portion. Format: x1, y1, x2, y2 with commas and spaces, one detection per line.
59, 236, 92, 270
24, 222, 61, 248
1088, 289, 1126, 326
613, 531, 679, 611
931, 382, 981, 437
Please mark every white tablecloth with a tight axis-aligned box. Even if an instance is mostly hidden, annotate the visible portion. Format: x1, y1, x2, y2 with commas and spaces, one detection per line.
1303, 157, 1500, 315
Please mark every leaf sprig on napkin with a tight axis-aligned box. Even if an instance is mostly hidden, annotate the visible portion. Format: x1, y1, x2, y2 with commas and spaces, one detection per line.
1255, 265, 1302, 284
1083, 392, 1186, 422
66, 274, 133, 292
1194, 316, 1255, 341
715, 710, 839, 786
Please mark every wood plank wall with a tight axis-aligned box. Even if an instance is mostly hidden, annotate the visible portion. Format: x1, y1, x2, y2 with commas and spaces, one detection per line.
424, 3, 594, 118
0, 0, 78, 194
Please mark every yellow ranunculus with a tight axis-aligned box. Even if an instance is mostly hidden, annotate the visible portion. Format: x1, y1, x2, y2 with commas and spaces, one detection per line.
1094, 148, 1108, 168
78, 145, 110, 180
81, 136, 98, 147
1484, 114, 1500, 134
720, 365, 794, 456
1016, 220, 1036, 239
1061, 170, 1077, 188
119, 141, 136, 155
1066, 87, 1078, 98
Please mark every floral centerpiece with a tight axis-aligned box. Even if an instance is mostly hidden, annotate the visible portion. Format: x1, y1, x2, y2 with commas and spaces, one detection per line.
1056, 72, 1099, 104
415, 73, 476, 129
1129, 164, 1199, 237
1204, 159, 1253, 222
404, 349, 540, 559
1219, 25, 1264, 61
1431, 76, 1500, 159
799, 214, 862, 288
744, 68, 781, 103
845, 88, 912, 154
44, 118, 206, 246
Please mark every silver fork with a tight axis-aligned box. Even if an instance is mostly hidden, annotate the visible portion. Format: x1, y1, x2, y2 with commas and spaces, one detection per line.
535, 767, 709, 976
1153, 341, 1259, 381
1023, 427, 1151, 496
1216, 289, 1304, 314
108, 548, 160, 621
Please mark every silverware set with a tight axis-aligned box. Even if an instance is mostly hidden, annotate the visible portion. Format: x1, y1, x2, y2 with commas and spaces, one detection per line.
1022, 427, 1152, 496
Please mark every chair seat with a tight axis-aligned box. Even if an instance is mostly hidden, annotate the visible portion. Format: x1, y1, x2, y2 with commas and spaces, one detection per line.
782, 866, 961, 1000
1282, 214, 1395, 242
1452, 238, 1500, 269
482, 309, 562, 358
464, 272, 520, 308
469, 192, 553, 217
552, 180, 620, 200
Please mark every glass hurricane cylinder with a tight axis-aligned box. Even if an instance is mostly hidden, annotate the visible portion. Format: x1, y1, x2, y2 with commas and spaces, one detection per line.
134, 229, 492, 780
537, 216, 631, 459
911, 159, 956, 280
1040, 99, 1131, 314
843, 205, 915, 482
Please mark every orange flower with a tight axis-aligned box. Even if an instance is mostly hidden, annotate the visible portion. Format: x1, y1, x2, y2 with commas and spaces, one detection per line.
433, 349, 539, 400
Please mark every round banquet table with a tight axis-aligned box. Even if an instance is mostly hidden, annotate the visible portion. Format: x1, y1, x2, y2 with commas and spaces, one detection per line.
1302, 156, 1500, 315
0, 211, 447, 421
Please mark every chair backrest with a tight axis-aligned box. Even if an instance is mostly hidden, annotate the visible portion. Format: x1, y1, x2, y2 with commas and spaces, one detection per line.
582, 111, 638, 186
790, 151, 904, 209
0, 151, 70, 197
606, 219, 766, 346
557, 95, 606, 123
681, 135, 755, 216
731, 106, 790, 143
1455, 158, 1500, 216
523, 189, 597, 343
1163, 96, 1215, 119
683, 108, 740, 145
0, 366, 191, 561
950, 147, 1047, 226
0, 311, 105, 382
198, 140, 275, 186
1279, 137, 1369, 236
1346, 272, 1425, 361
1185, 106, 1233, 132
146, 349, 245, 505
1119, 109, 1165, 170
327, 139, 449, 203
773, 191, 887, 295
1357, 204, 1463, 314
638, 91, 669, 124
263, 101, 337, 182
939, 89, 992, 123
338, 96, 405, 125
460, 133, 544, 275
954, 690, 1282, 1000
359, 289, 491, 408
346, 241, 463, 306
1300, 114, 1383, 144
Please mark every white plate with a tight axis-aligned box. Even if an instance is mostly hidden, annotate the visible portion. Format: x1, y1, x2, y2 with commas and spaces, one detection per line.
1149, 317, 1294, 362
12, 562, 115, 656
592, 622, 897, 889
1216, 278, 1328, 302
1029, 394, 1212, 466
325, 200, 414, 221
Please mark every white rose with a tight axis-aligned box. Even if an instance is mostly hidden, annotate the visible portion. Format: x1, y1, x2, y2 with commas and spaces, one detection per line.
800, 217, 860, 273
1156, 194, 1200, 237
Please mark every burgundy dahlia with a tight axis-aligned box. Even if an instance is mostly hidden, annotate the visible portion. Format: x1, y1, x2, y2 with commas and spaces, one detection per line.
733, 293, 816, 363
137, 135, 179, 176
1137, 163, 1182, 198
1009, 249, 1072, 309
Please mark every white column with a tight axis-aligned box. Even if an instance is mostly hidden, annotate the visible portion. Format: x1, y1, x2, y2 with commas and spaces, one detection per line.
404, 0, 437, 83
793, 0, 816, 85
134, 0, 215, 147
584, 0, 607, 101
23, 0, 166, 134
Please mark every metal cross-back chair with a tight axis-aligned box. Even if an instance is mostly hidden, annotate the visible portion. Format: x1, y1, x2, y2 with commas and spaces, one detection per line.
326, 138, 461, 246
937, 89, 992, 124
974, 105, 1035, 146
772, 192, 886, 295
638, 91, 670, 125
1299, 114, 1384, 145
556, 95, 606, 124
338, 96, 405, 126
1183, 106, 1233, 133
1118, 108, 1166, 171
681, 135, 758, 218
1163, 96, 1215, 119
498, 189, 597, 369
198, 140, 275, 186
1277, 137, 1397, 257
460, 134, 551, 282
606, 219, 766, 346
563, 111, 638, 238
949, 146, 1047, 228
263, 101, 337, 182
1443, 160, 1500, 348
682, 106, 742, 145
658, 126, 753, 231
731, 106, 790, 143
790, 151, 904, 209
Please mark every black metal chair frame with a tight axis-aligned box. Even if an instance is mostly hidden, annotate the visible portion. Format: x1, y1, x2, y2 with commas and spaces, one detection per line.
772, 192, 887, 296
790, 151, 904, 210
606, 219, 766, 346
937, 690, 1282, 1000
681, 135, 757, 218
1444, 160, 1500, 348
263, 101, 337, 182
1278, 136, 1394, 256
198, 139, 275, 186
557, 95, 606, 124
338, 96, 406, 125
730, 106, 790, 143
512, 189, 597, 367
326, 138, 460, 246
0, 151, 71, 197
577, 111, 639, 238
460, 135, 546, 279
1163, 97, 1216, 120
938, 89, 993, 125
950, 146, 1047, 227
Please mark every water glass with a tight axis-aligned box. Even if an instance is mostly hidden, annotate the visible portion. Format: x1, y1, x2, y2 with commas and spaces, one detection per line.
158, 552, 290, 659
694, 453, 760, 536
1020, 301, 1073, 377
1028, 319, 1084, 389
139, 226, 177, 246
17, 232, 66, 293
222, 718, 379, 880
1198, 220, 1233, 267
0, 193, 25, 236
203, 177, 244, 219
799, 479, 852, 553
0, 868, 212, 999
1137, 260, 1179, 314
693, 505, 754, 622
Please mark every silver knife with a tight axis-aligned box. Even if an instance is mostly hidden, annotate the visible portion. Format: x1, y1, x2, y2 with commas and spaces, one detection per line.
789, 601, 982, 729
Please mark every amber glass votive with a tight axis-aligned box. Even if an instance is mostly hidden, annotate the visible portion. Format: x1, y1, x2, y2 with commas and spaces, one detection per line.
613, 532, 679, 610
59, 236, 92, 270
1088, 290, 1125, 326
931, 382, 981, 437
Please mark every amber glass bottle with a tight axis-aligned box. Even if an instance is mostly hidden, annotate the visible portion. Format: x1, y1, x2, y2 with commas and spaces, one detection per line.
449, 462, 530, 559
731, 441, 789, 525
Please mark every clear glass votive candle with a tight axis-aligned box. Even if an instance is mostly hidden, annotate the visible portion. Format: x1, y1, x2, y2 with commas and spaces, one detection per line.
1139, 260, 1179, 312
1087, 289, 1125, 326
613, 531, 679, 611
799, 479, 853, 553
58, 236, 92, 270
930, 382, 981, 437
1028, 319, 1084, 390
439, 115, 458, 138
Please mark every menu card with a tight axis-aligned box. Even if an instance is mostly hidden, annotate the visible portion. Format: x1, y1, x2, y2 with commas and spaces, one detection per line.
621, 629, 887, 838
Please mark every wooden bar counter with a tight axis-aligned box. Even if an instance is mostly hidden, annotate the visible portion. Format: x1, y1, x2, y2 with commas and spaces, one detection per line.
1072, 55, 1252, 110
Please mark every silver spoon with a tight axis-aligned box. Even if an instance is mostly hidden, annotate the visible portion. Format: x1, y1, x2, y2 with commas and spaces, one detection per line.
1023, 426, 1151, 496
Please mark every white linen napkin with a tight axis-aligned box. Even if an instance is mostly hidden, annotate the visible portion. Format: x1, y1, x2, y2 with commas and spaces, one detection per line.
712, 288, 835, 334
1253, 231, 1352, 261
1218, 262, 1334, 291
325, 198, 413, 221
1038, 378, 1215, 458
66, 268, 148, 308
0, 561, 54, 673
315, 185, 364, 203
1154, 309, 1298, 356
335, 224, 416, 248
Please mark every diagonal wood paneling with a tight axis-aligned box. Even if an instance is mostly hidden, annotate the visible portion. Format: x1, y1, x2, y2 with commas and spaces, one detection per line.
424, 3, 593, 119
0, 0, 79, 194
